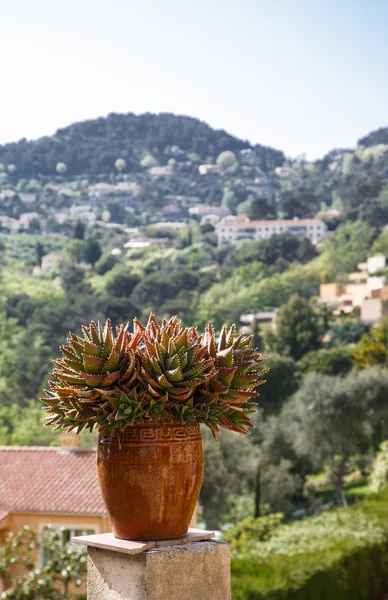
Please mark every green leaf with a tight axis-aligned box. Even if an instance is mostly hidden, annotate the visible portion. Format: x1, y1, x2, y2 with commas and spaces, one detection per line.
83, 354, 105, 374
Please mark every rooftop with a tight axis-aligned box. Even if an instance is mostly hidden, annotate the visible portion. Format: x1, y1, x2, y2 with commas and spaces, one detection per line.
0, 446, 105, 516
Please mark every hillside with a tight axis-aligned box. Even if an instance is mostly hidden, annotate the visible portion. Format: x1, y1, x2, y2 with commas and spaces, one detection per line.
0, 112, 285, 177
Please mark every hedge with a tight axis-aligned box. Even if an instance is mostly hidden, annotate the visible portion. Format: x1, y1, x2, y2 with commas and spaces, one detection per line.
230, 488, 388, 600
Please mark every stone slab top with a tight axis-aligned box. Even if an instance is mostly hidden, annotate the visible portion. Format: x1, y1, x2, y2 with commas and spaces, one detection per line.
72, 528, 215, 555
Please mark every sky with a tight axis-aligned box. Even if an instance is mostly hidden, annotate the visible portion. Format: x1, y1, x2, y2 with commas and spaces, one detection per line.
0, 0, 387, 159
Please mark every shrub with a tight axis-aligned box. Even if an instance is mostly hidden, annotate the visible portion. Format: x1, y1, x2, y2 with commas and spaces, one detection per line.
231, 488, 388, 600
299, 347, 353, 376
370, 441, 388, 492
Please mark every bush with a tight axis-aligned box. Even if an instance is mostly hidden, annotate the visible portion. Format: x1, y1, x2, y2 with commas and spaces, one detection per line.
370, 441, 388, 492
223, 514, 284, 552
231, 488, 388, 600
299, 347, 353, 376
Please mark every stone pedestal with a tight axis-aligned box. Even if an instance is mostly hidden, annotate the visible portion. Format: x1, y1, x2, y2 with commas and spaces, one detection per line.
73, 529, 231, 600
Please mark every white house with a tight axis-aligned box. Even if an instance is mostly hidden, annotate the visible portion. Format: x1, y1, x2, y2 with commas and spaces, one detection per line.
216, 215, 327, 246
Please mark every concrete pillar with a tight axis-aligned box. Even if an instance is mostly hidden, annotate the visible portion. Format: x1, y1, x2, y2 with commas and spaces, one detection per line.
73, 530, 231, 600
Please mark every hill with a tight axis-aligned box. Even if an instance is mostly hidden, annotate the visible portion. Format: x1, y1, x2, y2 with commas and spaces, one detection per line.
0, 112, 285, 177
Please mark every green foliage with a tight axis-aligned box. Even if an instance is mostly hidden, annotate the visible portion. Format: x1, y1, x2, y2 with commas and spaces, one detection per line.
299, 347, 353, 376
371, 227, 388, 256
327, 319, 370, 348
0, 113, 281, 177
370, 441, 388, 492
0, 525, 86, 599
216, 150, 238, 171
223, 233, 317, 272
352, 319, 388, 368
94, 252, 119, 275
231, 489, 388, 600
322, 221, 376, 276
257, 354, 300, 415
223, 513, 283, 551
273, 294, 321, 361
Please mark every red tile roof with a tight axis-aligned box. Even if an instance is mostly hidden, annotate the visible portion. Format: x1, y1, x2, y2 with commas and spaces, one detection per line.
0, 447, 106, 516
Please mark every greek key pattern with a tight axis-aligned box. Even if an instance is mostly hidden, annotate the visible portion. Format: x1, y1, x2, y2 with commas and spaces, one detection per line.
100, 425, 201, 446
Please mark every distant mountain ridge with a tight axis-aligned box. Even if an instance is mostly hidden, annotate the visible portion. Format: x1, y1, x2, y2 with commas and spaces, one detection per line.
0, 112, 285, 178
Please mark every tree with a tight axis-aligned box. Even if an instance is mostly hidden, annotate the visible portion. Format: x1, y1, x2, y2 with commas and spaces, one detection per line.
280, 191, 319, 219
84, 238, 102, 266
322, 221, 376, 276
248, 197, 276, 220
257, 354, 300, 415
108, 270, 141, 297
328, 319, 370, 347
299, 347, 353, 376
274, 295, 321, 360
73, 220, 86, 240
56, 162, 67, 174
35, 242, 44, 267
216, 150, 238, 171
140, 154, 157, 168
290, 372, 369, 506
64, 239, 87, 264
352, 319, 388, 368
0, 525, 86, 599
221, 187, 238, 213
115, 157, 126, 172
94, 252, 118, 275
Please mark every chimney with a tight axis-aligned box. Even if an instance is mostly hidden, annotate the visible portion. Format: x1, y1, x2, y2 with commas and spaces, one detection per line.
58, 432, 80, 450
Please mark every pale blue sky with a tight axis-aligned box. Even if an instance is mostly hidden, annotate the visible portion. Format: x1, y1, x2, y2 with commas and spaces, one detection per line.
1, 0, 387, 158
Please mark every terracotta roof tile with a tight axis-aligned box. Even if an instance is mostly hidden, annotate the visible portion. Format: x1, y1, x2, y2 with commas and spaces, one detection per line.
0, 447, 106, 516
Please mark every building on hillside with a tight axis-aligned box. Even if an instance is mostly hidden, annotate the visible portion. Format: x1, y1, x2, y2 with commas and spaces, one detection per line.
198, 164, 220, 175
216, 215, 327, 246
200, 214, 223, 227
240, 311, 277, 333
0, 436, 109, 591
189, 205, 230, 219
18, 212, 40, 228
152, 221, 187, 232
149, 166, 173, 177
161, 203, 182, 216
41, 252, 63, 272
367, 254, 386, 274
19, 193, 37, 205
320, 282, 342, 300
0, 216, 19, 231
123, 237, 170, 249
361, 298, 384, 324
372, 285, 388, 302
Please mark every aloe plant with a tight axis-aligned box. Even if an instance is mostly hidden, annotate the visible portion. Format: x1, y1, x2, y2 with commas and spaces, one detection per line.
42, 314, 267, 436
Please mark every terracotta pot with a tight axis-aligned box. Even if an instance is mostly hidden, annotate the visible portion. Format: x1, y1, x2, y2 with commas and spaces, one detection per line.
97, 421, 204, 541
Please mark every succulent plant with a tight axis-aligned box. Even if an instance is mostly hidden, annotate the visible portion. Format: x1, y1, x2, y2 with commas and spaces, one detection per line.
196, 323, 269, 436
42, 314, 268, 436
42, 320, 141, 433
134, 314, 215, 421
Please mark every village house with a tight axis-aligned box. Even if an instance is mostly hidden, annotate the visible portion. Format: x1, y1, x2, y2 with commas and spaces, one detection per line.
189, 205, 230, 219
152, 221, 187, 232
0, 436, 110, 591
217, 214, 326, 246
240, 311, 277, 334
198, 164, 220, 175
18, 212, 40, 228
149, 165, 173, 177
319, 254, 387, 322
